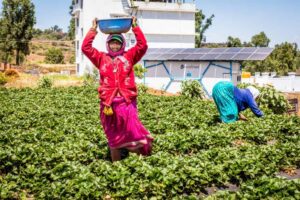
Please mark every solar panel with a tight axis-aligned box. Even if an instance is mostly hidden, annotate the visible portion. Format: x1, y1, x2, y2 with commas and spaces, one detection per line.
182, 48, 199, 53
225, 48, 242, 53
195, 48, 213, 53
211, 48, 227, 53
156, 54, 176, 60
240, 47, 257, 53
143, 54, 161, 60
170, 53, 190, 60
255, 48, 273, 53
232, 53, 252, 60
248, 54, 269, 60
167, 48, 186, 53
185, 54, 206, 60
216, 53, 236, 60
201, 54, 220, 60
143, 48, 273, 61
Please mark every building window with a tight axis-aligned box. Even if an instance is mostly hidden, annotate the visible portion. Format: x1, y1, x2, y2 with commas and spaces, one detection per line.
81, 28, 83, 38
77, 64, 80, 73
76, 41, 79, 57
80, 0, 83, 9
76, 41, 79, 50
76, 18, 80, 28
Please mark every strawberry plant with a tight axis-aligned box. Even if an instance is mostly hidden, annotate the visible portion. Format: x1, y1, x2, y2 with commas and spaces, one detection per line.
238, 83, 290, 114
0, 86, 299, 199
180, 80, 206, 99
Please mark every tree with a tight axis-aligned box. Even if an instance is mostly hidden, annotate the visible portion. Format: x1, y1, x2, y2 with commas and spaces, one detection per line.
1, 0, 36, 66
44, 25, 66, 40
45, 48, 65, 64
0, 19, 14, 69
294, 50, 300, 70
33, 28, 43, 37
245, 42, 299, 75
68, 0, 75, 40
53, 25, 62, 33
251, 32, 270, 47
68, 19, 75, 40
195, 10, 214, 47
226, 36, 242, 47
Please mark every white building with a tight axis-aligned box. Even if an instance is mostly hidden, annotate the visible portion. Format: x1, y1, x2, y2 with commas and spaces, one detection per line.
141, 47, 274, 95
242, 72, 300, 92
72, 0, 196, 75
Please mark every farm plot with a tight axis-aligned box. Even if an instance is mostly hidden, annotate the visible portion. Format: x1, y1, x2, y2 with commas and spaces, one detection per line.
0, 86, 299, 199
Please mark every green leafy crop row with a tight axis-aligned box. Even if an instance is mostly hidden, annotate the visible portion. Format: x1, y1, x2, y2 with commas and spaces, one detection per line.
0, 86, 299, 199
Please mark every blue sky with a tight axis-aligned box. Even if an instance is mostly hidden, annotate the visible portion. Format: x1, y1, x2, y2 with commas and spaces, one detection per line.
197, 0, 300, 47
0, 0, 72, 32
0, 0, 299, 47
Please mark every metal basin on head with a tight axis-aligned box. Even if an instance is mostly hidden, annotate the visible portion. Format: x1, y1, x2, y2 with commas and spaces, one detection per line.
98, 17, 132, 34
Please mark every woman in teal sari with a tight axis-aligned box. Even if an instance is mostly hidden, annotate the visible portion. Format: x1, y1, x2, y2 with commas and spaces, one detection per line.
212, 81, 263, 123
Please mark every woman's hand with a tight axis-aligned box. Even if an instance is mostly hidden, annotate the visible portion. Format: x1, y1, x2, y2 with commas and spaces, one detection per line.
132, 16, 138, 28
92, 18, 98, 30
238, 113, 248, 121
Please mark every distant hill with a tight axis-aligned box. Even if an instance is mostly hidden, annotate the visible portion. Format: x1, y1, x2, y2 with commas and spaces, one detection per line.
26, 39, 75, 65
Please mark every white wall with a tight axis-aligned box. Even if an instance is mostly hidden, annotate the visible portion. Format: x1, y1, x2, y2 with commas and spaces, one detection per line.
243, 76, 300, 92
143, 61, 241, 95
73, 0, 196, 75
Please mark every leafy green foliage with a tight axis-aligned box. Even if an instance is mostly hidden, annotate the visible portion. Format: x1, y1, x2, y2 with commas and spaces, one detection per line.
251, 32, 270, 47
68, 0, 76, 40
44, 48, 65, 64
195, 10, 214, 47
33, 26, 68, 40
83, 68, 99, 86
0, 72, 8, 85
238, 83, 290, 114
137, 83, 148, 94
0, 86, 299, 199
69, 54, 75, 64
244, 42, 299, 75
227, 36, 242, 47
0, 0, 36, 65
38, 76, 53, 88
180, 80, 205, 99
134, 63, 147, 79
226, 32, 300, 75
209, 176, 300, 199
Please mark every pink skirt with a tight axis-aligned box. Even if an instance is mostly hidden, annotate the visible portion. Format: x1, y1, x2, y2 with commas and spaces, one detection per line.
100, 97, 153, 155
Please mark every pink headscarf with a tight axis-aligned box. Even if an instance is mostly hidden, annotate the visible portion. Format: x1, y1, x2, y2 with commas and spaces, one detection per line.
106, 34, 126, 57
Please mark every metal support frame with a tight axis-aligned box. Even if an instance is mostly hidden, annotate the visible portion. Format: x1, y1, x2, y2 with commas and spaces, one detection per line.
143, 60, 236, 96
143, 60, 173, 91
198, 62, 232, 97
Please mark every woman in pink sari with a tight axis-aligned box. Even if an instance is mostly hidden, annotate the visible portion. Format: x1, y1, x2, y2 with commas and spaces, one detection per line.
82, 17, 153, 162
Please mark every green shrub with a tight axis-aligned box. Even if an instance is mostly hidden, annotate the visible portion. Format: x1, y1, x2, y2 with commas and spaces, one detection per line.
38, 76, 53, 88
44, 48, 64, 64
0, 72, 8, 85
180, 80, 206, 99
134, 64, 147, 79
137, 83, 148, 94
238, 83, 290, 114
83, 68, 99, 86
4, 69, 20, 78
69, 55, 75, 64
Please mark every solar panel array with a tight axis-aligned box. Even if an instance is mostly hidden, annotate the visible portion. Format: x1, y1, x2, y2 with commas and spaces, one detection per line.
143, 47, 273, 61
